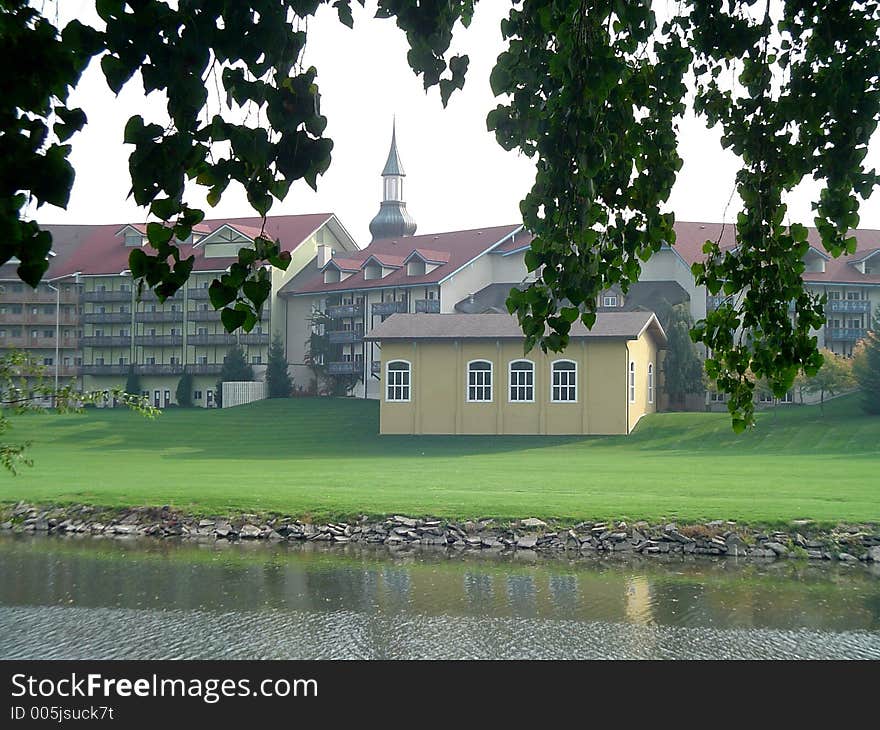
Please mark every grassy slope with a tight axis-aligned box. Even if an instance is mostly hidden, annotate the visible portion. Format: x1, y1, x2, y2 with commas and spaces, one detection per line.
1, 395, 877, 525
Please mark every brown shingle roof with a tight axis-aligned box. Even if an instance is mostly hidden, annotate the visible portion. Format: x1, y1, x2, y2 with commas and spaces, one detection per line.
55, 214, 334, 276
365, 312, 666, 345
284, 224, 523, 295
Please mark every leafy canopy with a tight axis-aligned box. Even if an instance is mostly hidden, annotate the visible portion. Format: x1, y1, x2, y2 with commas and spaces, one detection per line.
2, 1, 879, 429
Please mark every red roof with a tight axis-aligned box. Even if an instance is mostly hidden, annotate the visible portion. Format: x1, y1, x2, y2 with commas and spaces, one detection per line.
285, 224, 522, 295
56, 214, 334, 276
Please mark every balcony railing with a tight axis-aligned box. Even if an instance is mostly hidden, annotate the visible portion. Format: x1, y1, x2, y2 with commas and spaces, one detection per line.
136, 311, 184, 323
82, 290, 132, 303
0, 289, 80, 304
83, 312, 131, 324
327, 361, 362, 375
826, 327, 867, 342
81, 364, 130, 375
136, 335, 183, 347
239, 333, 269, 345
82, 336, 131, 347
327, 329, 363, 344
185, 363, 223, 375
327, 303, 362, 318
372, 301, 407, 316
188, 309, 222, 321
187, 334, 239, 346
187, 288, 211, 299
827, 300, 871, 313
138, 364, 184, 375
415, 299, 440, 313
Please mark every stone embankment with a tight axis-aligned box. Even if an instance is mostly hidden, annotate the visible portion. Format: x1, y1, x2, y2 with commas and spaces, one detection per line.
2, 503, 879, 565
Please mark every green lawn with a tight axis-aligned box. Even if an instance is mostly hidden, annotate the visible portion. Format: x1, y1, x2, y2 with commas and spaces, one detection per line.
1, 395, 878, 525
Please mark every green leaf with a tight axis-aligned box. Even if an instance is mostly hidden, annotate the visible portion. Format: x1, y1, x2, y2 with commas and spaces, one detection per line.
221, 307, 247, 332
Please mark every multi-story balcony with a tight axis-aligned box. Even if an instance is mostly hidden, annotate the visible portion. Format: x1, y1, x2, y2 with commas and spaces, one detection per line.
136, 311, 184, 323
81, 335, 131, 347
327, 303, 362, 318
415, 299, 440, 313
187, 288, 211, 300
372, 301, 407, 316
19, 313, 79, 326
187, 334, 239, 346
827, 300, 871, 313
82, 290, 132, 303
136, 335, 183, 347
327, 361, 362, 375
81, 364, 130, 375
185, 363, 224, 375
83, 312, 131, 324
327, 328, 363, 344
239, 333, 270, 345
0, 336, 33, 349
826, 327, 867, 342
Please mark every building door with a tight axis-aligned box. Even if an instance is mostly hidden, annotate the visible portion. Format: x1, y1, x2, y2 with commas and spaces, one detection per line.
206, 390, 213, 408
153, 390, 160, 408
164, 390, 170, 408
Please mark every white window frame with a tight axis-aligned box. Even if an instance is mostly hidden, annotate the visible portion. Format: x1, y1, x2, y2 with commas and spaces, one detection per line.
629, 361, 636, 403
386, 360, 411, 403
466, 360, 493, 403
603, 295, 618, 307
647, 363, 654, 404
508, 359, 535, 403
550, 359, 577, 403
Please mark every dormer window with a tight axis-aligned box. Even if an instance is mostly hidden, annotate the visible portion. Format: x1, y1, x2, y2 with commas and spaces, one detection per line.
364, 264, 382, 280
324, 268, 341, 284
407, 259, 426, 276
124, 231, 142, 247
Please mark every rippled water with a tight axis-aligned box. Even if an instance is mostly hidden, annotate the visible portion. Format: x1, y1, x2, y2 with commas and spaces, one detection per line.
1, 535, 878, 659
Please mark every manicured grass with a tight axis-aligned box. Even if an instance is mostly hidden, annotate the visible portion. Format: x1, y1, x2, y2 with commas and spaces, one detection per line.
1, 395, 878, 525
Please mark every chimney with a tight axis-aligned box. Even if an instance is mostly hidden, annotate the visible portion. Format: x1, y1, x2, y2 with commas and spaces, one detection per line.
316, 244, 331, 269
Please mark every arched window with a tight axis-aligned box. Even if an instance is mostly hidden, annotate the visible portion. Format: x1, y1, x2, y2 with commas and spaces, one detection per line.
509, 360, 534, 402
467, 360, 493, 402
551, 360, 577, 402
386, 360, 411, 402
629, 361, 636, 403
647, 363, 654, 404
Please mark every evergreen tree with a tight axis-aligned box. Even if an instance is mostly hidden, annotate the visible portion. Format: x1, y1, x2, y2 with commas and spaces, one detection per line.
854, 330, 880, 415
265, 334, 292, 398
215, 345, 255, 408
176, 372, 193, 407
123, 368, 141, 396
662, 303, 705, 409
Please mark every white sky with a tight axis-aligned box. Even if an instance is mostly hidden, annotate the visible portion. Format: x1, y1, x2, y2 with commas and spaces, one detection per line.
36, 1, 880, 245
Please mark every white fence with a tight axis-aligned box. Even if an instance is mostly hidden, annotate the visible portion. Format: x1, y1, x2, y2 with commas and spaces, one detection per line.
222, 381, 267, 408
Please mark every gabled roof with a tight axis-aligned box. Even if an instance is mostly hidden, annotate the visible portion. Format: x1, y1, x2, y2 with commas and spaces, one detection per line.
283, 224, 524, 296
365, 312, 667, 346
115, 222, 213, 237
322, 257, 362, 273
194, 222, 266, 246
55, 213, 339, 276
404, 248, 451, 264
363, 253, 406, 268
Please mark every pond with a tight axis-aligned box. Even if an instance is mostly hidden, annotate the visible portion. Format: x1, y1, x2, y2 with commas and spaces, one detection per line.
1, 535, 879, 659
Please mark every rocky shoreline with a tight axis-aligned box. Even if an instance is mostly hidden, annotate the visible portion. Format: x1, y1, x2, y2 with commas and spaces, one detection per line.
2, 502, 879, 566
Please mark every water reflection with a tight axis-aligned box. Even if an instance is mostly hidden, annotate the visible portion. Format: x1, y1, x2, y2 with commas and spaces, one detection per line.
1, 535, 878, 659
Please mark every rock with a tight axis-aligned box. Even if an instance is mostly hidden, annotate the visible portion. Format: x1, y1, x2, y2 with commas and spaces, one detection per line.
664, 529, 694, 544
198, 519, 215, 528
520, 518, 547, 528
867, 546, 880, 563
516, 535, 538, 549
765, 541, 789, 556
392, 516, 417, 527
725, 534, 749, 557
0, 521, 11, 530
838, 552, 859, 563
239, 525, 261, 539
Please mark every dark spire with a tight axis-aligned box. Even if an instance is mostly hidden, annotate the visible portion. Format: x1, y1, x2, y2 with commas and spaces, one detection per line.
369, 119, 417, 241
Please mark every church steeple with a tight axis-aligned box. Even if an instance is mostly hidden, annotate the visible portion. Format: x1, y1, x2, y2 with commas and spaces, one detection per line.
369, 119, 417, 241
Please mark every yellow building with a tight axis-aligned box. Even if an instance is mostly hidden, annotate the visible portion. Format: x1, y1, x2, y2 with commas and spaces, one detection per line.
365, 312, 666, 436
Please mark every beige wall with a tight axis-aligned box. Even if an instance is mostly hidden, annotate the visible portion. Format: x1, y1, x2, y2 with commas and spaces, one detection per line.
377, 334, 661, 436
626, 334, 659, 433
